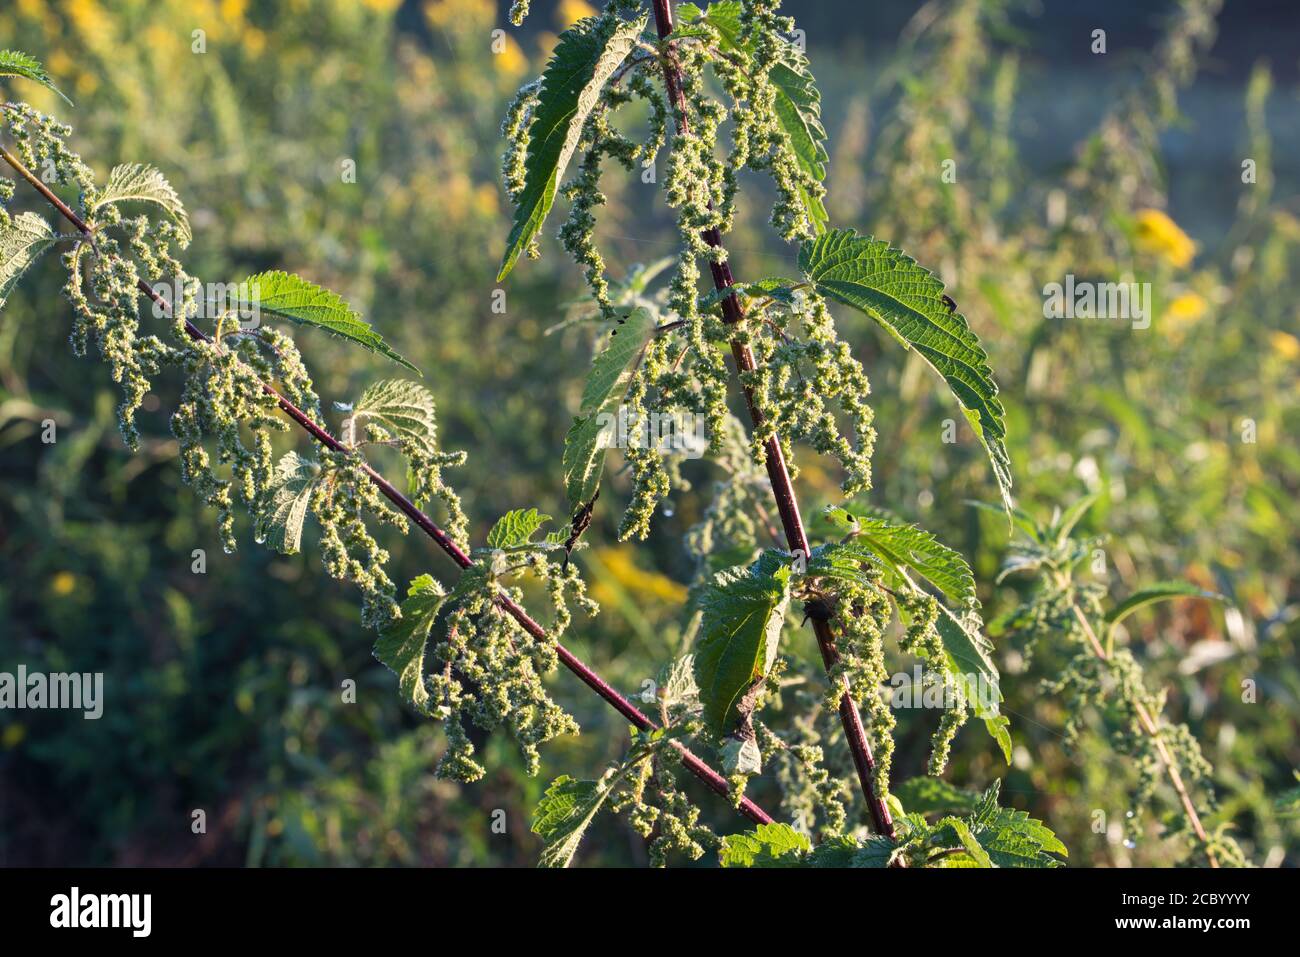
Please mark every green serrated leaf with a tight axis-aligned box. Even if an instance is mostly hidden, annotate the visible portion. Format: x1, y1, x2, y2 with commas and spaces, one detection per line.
497, 14, 648, 281
532, 776, 608, 868
1105, 581, 1225, 632
0, 212, 57, 309
850, 836, 901, 868
768, 61, 829, 232
579, 307, 656, 412
91, 164, 191, 245
932, 603, 1002, 721
563, 306, 656, 508
486, 507, 552, 548
718, 822, 811, 867
532, 736, 661, 868
821, 505, 976, 606
801, 229, 1013, 512
352, 378, 440, 457
968, 780, 1067, 867
694, 560, 791, 734
245, 270, 418, 374
373, 574, 447, 714
936, 816, 993, 867
255, 451, 323, 554
658, 654, 701, 715
0, 49, 71, 104
984, 714, 1013, 764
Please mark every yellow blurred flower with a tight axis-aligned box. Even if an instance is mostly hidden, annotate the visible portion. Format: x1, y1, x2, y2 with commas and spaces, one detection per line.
1164, 292, 1207, 334
1134, 208, 1197, 268
593, 546, 688, 604
242, 26, 268, 57
494, 33, 528, 78
558, 0, 599, 25
425, 0, 492, 29
2, 724, 26, 749
17, 0, 44, 19
66, 0, 111, 41
474, 182, 500, 217
50, 571, 77, 596
361, 0, 403, 12
220, 0, 248, 24
1270, 330, 1300, 360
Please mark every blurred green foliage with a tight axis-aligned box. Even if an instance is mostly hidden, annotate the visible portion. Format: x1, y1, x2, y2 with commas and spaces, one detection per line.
0, 0, 1296, 866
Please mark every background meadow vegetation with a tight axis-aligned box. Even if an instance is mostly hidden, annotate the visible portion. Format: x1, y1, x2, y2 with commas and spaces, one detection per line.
0, 0, 1297, 866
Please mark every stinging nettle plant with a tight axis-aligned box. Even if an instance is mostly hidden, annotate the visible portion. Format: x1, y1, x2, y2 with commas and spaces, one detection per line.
493, 0, 1038, 867
1, 0, 1243, 867
0, 5, 1047, 868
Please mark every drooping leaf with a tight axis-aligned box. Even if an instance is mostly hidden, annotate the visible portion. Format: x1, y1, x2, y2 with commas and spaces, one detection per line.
486, 507, 553, 548
373, 574, 447, 714
693, 560, 791, 734
563, 306, 656, 508
255, 451, 323, 554
351, 378, 440, 456
822, 505, 976, 606
244, 270, 417, 374
0, 50, 71, 104
932, 602, 1002, 722
718, 823, 811, 867
983, 714, 1013, 764
562, 413, 610, 512
1105, 581, 1225, 632
579, 307, 656, 412
800, 229, 1013, 511
497, 14, 648, 280
0, 212, 57, 309
768, 61, 830, 232
91, 164, 191, 244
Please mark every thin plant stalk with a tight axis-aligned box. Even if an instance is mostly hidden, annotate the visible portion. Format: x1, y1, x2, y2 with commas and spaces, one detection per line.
1063, 594, 1219, 867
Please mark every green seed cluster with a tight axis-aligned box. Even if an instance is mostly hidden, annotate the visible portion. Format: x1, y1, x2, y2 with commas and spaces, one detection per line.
708, 0, 825, 240
610, 731, 720, 867
824, 578, 897, 801
428, 546, 596, 781
758, 715, 850, 839
746, 292, 877, 495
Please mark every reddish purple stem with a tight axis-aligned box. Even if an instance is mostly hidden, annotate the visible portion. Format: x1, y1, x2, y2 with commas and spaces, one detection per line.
649, 0, 895, 838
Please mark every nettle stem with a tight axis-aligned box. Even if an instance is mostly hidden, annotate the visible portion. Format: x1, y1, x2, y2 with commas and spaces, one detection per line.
650, 0, 895, 838
0, 142, 773, 829
1065, 598, 1218, 867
